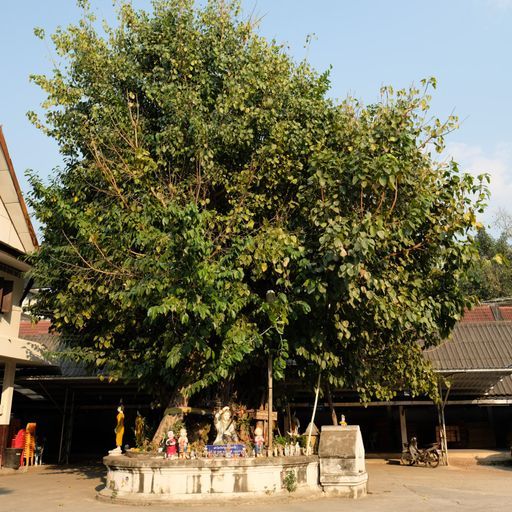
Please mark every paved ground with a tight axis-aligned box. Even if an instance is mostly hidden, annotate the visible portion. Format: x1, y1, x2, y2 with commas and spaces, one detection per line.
0, 452, 510, 512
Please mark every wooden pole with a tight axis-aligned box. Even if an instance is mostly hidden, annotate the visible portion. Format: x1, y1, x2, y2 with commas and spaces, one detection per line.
306, 373, 321, 455
268, 354, 273, 454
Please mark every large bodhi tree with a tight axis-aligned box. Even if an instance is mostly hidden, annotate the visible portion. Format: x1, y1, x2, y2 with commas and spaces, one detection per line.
28, 0, 488, 418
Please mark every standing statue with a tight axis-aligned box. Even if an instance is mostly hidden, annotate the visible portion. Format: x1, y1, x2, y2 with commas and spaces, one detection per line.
115, 406, 125, 449
178, 427, 189, 459
213, 406, 239, 445
165, 430, 177, 458
134, 411, 145, 448
109, 405, 125, 455
254, 426, 264, 457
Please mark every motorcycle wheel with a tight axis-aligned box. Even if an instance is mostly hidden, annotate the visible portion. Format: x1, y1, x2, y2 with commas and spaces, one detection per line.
427, 451, 440, 468
401, 452, 414, 466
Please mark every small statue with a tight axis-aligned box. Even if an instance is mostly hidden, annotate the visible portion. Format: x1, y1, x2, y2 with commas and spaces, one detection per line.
254, 426, 264, 457
113, 406, 124, 453
178, 427, 188, 459
134, 411, 145, 448
288, 413, 300, 437
213, 406, 239, 445
340, 414, 347, 427
165, 430, 177, 458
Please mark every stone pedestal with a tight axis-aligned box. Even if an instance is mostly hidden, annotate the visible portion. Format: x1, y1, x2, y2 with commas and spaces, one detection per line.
318, 425, 367, 498
99, 455, 320, 503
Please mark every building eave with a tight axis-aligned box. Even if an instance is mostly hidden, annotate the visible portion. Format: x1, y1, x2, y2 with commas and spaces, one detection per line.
0, 126, 39, 252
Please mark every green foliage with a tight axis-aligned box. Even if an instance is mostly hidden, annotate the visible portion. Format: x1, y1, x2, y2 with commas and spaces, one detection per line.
462, 228, 512, 300
274, 435, 287, 446
283, 471, 297, 493
28, 0, 488, 405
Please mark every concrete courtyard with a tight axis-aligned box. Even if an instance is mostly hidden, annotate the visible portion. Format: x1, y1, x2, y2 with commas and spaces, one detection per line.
0, 452, 510, 512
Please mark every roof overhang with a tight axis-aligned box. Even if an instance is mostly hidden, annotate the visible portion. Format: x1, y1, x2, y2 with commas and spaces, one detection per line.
436, 368, 512, 395
0, 246, 31, 274
0, 126, 38, 254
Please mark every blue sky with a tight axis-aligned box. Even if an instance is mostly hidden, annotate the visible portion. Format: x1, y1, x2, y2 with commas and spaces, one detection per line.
1, 0, 511, 228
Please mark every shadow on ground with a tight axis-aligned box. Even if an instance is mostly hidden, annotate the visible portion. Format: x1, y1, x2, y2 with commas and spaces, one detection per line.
0, 487, 13, 495
476, 455, 512, 471
37, 463, 106, 481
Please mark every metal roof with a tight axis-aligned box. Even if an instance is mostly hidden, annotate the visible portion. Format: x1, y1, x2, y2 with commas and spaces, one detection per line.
423, 322, 512, 396
21, 333, 91, 378
424, 322, 512, 370
486, 374, 512, 397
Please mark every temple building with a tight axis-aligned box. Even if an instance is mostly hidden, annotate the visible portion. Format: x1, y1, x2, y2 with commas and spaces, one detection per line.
0, 126, 48, 466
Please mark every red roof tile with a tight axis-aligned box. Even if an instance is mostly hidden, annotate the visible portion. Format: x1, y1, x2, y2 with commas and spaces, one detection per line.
19, 320, 52, 337
461, 306, 495, 322
499, 307, 512, 321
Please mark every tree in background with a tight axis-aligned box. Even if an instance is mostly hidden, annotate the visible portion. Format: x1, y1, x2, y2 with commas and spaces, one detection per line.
463, 225, 512, 301
27, 0, 488, 422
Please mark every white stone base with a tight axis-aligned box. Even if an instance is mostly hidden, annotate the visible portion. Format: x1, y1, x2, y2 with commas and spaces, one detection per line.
98, 455, 319, 503
321, 473, 368, 498
318, 425, 368, 499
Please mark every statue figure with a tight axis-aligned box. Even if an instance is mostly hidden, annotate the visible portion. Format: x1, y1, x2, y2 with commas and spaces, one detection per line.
254, 426, 264, 457
114, 406, 125, 452
213, 406, 239, 445
165, 430, 177, 458
178, 427, 188, 458
288, 412, 300, 437
134, 411, 145, 448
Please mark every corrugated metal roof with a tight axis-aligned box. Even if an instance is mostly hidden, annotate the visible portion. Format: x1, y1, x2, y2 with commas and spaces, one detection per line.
487, 374, 512, 397
22, 333, 91, 378
424, 322, 512, 370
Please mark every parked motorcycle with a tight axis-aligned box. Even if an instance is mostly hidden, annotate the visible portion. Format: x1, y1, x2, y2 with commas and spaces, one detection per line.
400, 437, 440, 468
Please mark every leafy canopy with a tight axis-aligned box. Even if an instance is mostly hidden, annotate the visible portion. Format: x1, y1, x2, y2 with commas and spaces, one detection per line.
462, 221, 512, 301
28, 0, 488, 403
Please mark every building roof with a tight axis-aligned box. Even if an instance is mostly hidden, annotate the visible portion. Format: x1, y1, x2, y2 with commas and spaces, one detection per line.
424, 322, 512, 371
487, 374, 512, 397
19, 319, 92, 378
424, 308, 512, 396
17, 305, 512, 398
0, 126, 38, 254
459, 306, 496, 322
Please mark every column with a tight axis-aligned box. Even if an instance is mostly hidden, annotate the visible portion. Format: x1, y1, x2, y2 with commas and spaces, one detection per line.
0, 360, 16, 466
398, 405, 408, 449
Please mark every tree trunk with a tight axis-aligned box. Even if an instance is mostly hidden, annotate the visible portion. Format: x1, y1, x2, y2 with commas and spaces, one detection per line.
151, 391, 188, 447
325, 382, 338, 425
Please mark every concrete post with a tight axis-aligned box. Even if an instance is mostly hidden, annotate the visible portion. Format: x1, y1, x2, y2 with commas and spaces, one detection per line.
318, 425, 368, 498
398, 405, 408, 449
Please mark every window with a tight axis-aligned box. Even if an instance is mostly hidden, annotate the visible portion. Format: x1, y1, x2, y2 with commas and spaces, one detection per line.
0, 278, 14, 313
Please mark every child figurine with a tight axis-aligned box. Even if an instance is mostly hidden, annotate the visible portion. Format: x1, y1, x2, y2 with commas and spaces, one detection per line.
165, 430, 177, 458
254, 426, 264, 457
340, 414, 347, 427
178, 427, 188, 459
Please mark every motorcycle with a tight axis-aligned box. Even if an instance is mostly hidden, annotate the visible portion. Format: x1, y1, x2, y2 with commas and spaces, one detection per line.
400, 437, 440, 468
